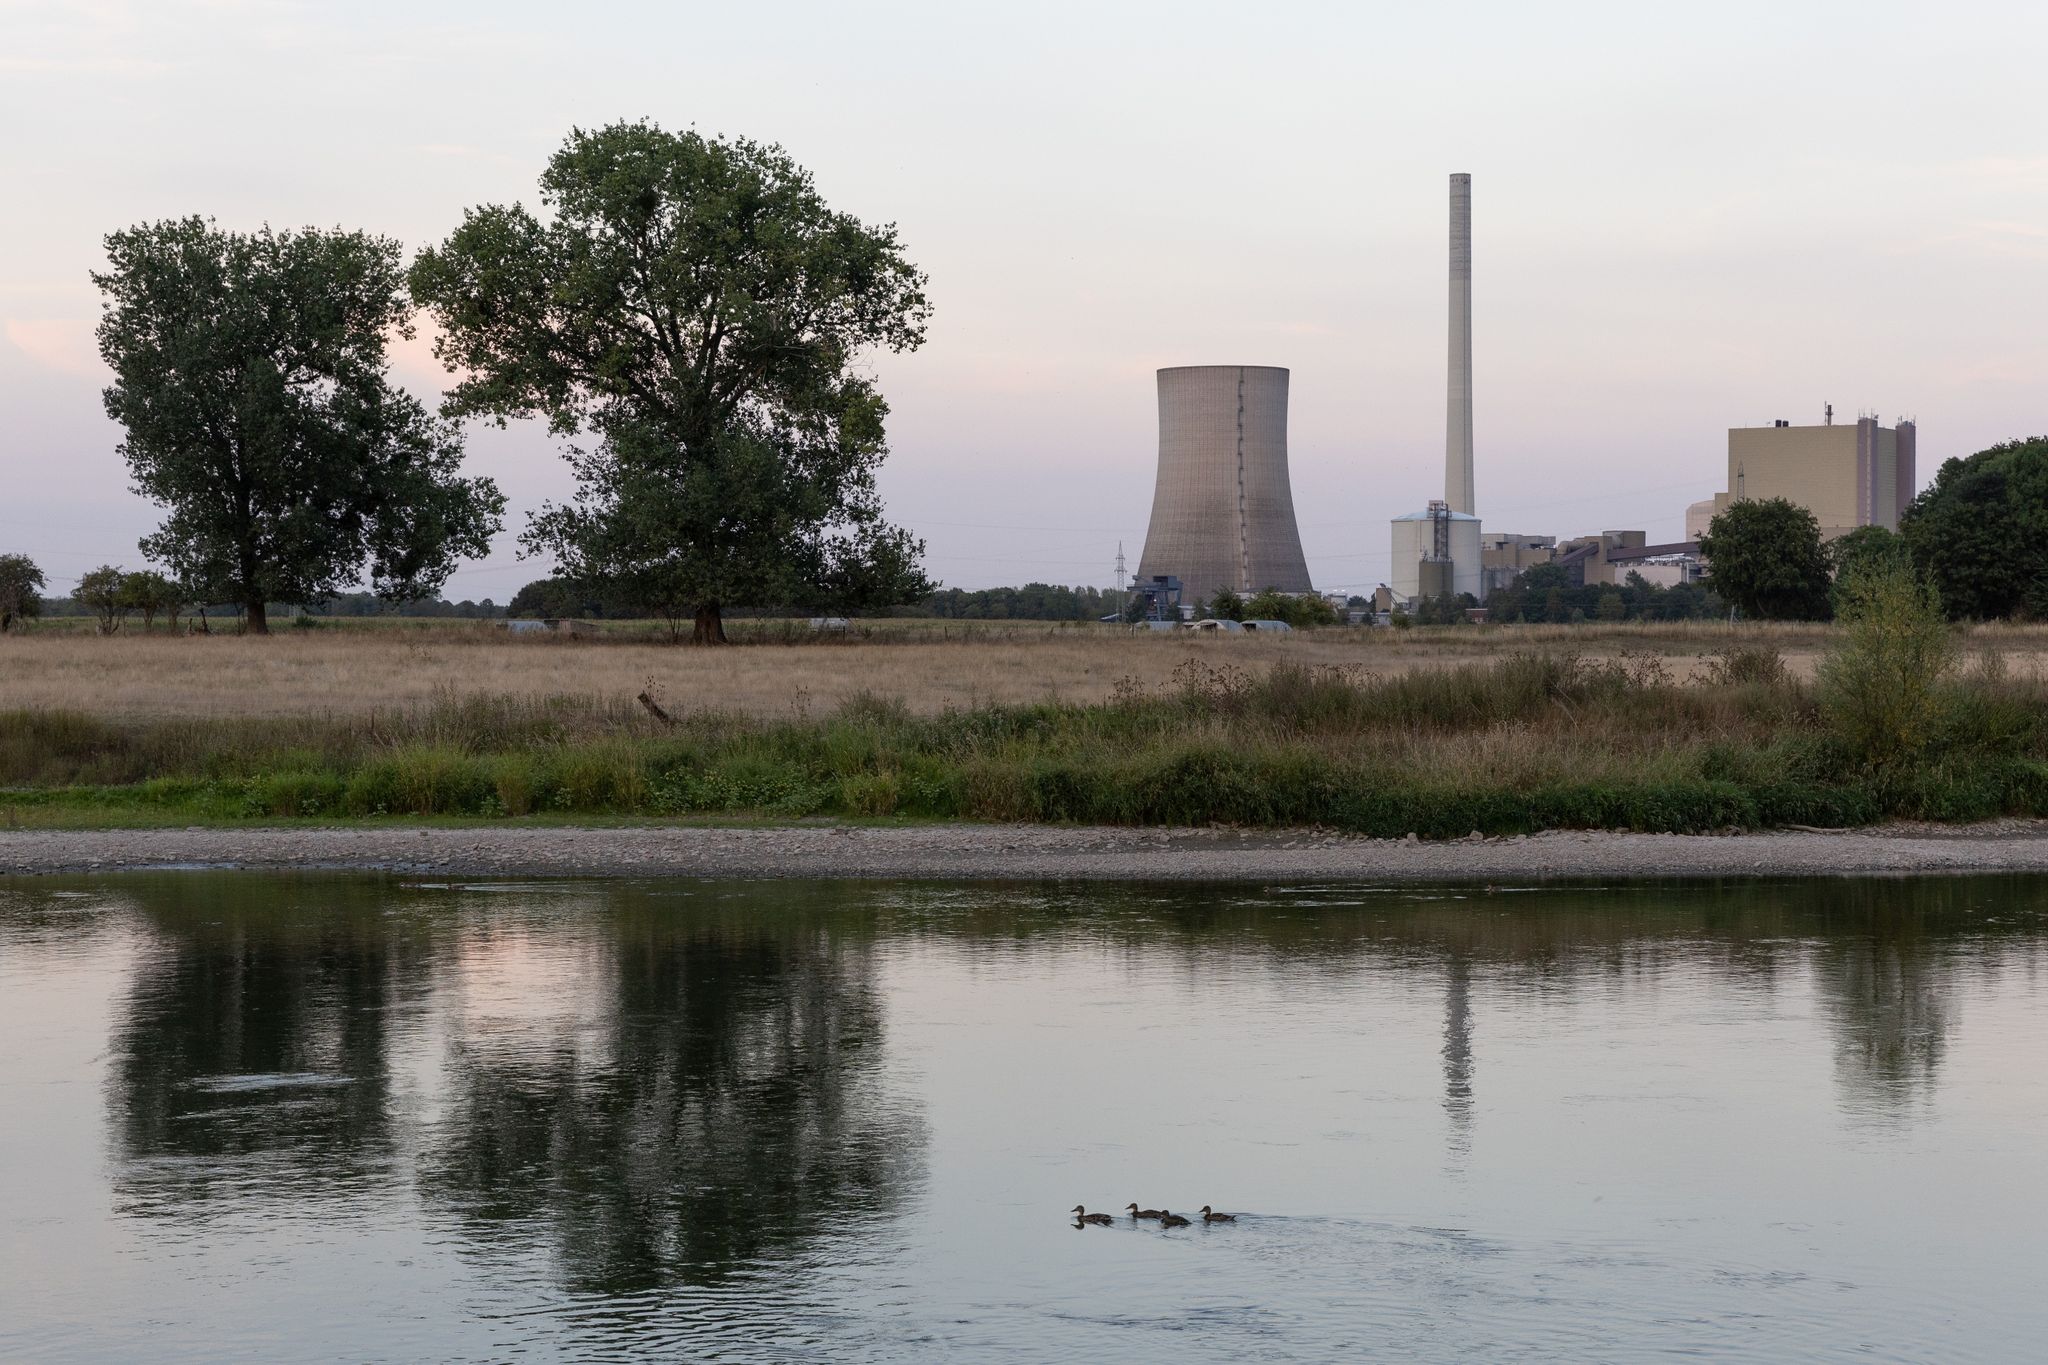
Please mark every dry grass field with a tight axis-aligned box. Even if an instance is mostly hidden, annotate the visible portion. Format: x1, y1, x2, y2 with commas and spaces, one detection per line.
5, 618, 2047, 721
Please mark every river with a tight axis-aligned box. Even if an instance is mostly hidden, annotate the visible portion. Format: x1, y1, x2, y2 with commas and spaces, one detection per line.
2, 873, 2043, 1361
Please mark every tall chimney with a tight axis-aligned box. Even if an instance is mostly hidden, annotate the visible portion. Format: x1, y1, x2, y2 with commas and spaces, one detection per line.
1445, 172, 1475, 515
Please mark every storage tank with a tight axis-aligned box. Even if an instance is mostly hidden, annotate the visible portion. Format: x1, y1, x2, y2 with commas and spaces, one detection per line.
1135, 365, 1313, 600
1391, 505, 1481, 600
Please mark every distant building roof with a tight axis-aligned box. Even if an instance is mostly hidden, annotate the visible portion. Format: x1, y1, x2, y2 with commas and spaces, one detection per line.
1605, 540, 1700, 562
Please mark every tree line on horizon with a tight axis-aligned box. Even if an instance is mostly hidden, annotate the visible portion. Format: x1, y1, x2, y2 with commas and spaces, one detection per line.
29, 119, 934, 640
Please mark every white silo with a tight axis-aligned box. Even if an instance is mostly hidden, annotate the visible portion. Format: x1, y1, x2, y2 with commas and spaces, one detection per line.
1391, 502, 1481, 601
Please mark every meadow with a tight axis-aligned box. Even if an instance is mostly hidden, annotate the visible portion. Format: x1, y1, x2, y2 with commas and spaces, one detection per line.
13, 616, 2044, 719
5, 619, 2048, 832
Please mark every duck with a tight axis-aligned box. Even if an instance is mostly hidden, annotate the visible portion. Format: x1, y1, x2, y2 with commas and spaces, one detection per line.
1071, 1205, 1114, 1225
1199, 1205, 1236, 1223
1158, 1210, 1192, 1228
1125, 1203, 1165, 1220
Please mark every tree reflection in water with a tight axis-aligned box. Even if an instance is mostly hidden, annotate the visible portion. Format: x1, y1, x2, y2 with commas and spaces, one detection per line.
102, 877, 924, 1292
110, 876, 434, 1209
418, 895, 922, 1293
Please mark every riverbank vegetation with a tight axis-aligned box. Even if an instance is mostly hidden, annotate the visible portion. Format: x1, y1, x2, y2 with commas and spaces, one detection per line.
5, 607, 2043, 834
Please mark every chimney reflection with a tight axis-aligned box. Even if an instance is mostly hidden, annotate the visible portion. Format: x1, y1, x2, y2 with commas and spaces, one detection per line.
1442, 952, 1474, 1172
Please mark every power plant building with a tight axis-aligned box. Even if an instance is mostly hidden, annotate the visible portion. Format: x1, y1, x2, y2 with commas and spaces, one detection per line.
1687, 414, 1917, 541
1392, 172, 1483, 602
1392, 502, 1482, 600
1135, 365, 1313, 600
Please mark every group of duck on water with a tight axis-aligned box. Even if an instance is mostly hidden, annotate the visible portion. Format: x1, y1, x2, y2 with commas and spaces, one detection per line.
1071, 1204, 1235, 1229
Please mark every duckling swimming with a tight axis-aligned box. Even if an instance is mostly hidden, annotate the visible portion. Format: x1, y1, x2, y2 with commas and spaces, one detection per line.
1125, 1203, 1164, 1220
1158, 1210, 1192, 1228
1199, 1205, 1236, 1222
1070, 1205, 1114, 1225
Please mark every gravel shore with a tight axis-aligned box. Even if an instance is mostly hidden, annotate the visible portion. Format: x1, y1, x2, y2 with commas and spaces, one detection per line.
6, 821, 2048, 880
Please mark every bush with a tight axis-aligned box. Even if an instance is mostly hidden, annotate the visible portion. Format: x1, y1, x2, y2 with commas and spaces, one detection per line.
1701, 646, 1789, 689
1817, 557, 1954, 769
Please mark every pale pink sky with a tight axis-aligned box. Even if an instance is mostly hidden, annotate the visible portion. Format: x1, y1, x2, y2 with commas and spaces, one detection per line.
3, 1, 2045, 597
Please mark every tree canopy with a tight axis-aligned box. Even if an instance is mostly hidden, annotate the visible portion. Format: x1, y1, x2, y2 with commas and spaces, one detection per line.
76, 565, 125, 634
0, 553, 45, 632
95, 218, 504, 633
410, 121, 934, 643
1698, 497, 1832, 621
1900, 436, 2048, 619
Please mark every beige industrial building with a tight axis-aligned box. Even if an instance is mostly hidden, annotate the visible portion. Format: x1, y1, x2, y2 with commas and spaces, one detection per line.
1688, 415, 1917, 541
1480, 533, 1556, 595
1478, 529, 1702, 592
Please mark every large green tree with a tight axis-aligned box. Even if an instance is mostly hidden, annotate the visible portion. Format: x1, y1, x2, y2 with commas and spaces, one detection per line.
0, 554, 44, 632
1698, 497, 1832, 621
1900, 436, 2048, 619
409, 122, 934, 643
95, 218, 505, 633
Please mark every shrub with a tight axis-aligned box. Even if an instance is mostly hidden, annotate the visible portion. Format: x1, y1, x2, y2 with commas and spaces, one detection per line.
1817, 558, 1954, 769
1701, 646, 1789, 689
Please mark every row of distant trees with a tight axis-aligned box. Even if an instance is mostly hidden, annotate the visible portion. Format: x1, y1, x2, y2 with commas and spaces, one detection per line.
1485, 568, 1724, 624
1694, 435, 2048, 622
0, 557, 511, 632
72, 119, 933, 641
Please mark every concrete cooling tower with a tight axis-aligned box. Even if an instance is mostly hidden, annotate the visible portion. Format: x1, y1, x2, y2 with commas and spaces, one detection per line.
1135, 365, 1313, 600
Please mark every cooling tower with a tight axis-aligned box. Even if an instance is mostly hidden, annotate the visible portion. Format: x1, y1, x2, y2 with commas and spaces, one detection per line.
1446, 172, 1474, 516
1136, 365, 1313, 600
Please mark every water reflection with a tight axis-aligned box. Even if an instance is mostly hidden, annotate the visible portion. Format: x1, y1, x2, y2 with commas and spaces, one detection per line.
112, 878, 431, 1208
1441, 953, 1474, 1171
9, 871, 2040, 1361
104, 881, 923, 1293
420, 901, 920, 1292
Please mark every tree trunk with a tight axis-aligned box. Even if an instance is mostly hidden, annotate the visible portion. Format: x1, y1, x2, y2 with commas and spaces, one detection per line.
691, 603, 728, 645
246, 600, 269, 635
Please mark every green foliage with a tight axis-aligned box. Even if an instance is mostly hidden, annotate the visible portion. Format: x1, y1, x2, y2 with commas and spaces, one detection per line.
1207, 588, 1246, 622
1700, 646, 1789, 689
1829, 524, 1908, 580
1410, 591, 1470, 626
0, 553, 44, 631
1699, 498, 1833, 621
1817, 556, 1954, 769
915, 583, 1123, 621
75, 565, 125, 634
1486, 566, 1721, 623
411, 121, 933, 643
1242, 589, 1338, 628
117, 571, 183, 629
94, 217, 505, 633
309, 592, 503, 619
507, 577, 644, 620
1900, 435, 2048, 619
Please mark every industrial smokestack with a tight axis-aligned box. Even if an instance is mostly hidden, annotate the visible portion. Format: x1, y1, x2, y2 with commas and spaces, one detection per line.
1136, 365, 1312, 598
1445, 172, 1474, 515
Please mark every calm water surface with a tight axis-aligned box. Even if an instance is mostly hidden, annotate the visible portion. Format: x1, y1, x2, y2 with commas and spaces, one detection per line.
2, 873, 2045, 1362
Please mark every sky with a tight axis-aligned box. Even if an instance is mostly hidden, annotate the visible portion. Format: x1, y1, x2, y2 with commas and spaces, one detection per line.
3, 0, 2045, 598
